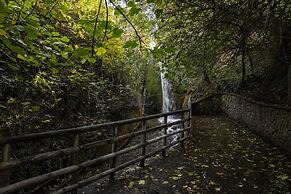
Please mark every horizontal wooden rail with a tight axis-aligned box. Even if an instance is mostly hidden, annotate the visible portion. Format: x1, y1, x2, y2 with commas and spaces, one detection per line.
0, 126, 191, 194
52, 135, 190, 194
0, 109, 190, 146
0, 109, 192, 194
0, 118, 190, 172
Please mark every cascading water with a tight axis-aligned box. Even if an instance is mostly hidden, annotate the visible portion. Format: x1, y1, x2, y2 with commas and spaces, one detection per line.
160, 69, 181, 142
142, 4, 181, 143
160, 72, 175, 114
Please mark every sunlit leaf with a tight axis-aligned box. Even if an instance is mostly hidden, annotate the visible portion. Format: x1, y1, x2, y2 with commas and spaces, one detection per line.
111, 28, 124, 38
17, 54, 26, 60
124, 40, 138, 49
114, 6, 125, 16
73, 47, 90, 57
52, 31, 60, 36
61, 36, 70, 43
0, 29, 6, 36
96, 47, 106, 56
129, 6, 141, 16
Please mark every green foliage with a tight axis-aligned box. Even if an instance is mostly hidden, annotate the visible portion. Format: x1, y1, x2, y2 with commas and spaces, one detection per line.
0, 0, 154, 137
146, 65, 161, 97
154, 0, 291, 91
124, 40, 139, 48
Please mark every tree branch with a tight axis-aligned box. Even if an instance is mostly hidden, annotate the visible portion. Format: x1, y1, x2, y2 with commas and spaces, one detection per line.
23, 0, 38, 21
108, 0, 145, 48
102, 0, 109, 43
91, 0, 103, 56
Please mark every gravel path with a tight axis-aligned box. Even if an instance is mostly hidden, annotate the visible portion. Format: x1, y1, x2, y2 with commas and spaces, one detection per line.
79, 115, 291, 194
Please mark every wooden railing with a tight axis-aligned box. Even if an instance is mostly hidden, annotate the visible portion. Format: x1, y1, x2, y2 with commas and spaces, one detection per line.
0, 109, 191, 194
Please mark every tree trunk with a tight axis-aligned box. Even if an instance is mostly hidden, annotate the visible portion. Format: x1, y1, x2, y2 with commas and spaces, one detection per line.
288, 65, 291, 106
247, 50, 255, 79
141, 53, 150, 115
241, 45, 246, 86
241, 30, 247, 86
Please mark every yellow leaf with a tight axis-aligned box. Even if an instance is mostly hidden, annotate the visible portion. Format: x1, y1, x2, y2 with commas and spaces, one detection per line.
216, 172, 224, 176
183, 185, 188, 189
0, 29, 6, 36
172, 176, 180, 180
128, 181, 134, 188
162, 181, 169, 185
277, 174, 288, 181
17, 54, 26, 60
138, 180, 145, 185
96, 47, 107, 56
188, 172, 194, 176
215, 187, 221, 191
209, 180, 216, 186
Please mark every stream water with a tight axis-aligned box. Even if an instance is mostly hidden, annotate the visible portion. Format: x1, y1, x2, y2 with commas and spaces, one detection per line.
159, 71, 181, 142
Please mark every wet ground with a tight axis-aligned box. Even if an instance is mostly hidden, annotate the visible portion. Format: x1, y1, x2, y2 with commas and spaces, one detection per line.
79, 115, 291, 194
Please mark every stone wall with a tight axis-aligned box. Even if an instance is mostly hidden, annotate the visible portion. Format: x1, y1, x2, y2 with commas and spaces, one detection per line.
191, 94, 222, 115
191, 93, 291, 157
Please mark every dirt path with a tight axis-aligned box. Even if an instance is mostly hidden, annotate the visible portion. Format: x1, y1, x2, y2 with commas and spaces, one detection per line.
79, 115, 291, 194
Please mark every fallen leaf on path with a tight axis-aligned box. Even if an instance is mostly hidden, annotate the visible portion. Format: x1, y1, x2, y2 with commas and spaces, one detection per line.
138, 180, 145, 185
209, 180, 216, 186
277, 174, 288, 181
162, 181, 169, 185
216, 172, 224, 176
128, 181, 134, 188
215, 187, 221, 191
188, 172, 194, 176
172, 176, 180, 180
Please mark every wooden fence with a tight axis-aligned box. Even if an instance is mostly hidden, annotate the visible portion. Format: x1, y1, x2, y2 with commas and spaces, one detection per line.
0, 109, 192, 194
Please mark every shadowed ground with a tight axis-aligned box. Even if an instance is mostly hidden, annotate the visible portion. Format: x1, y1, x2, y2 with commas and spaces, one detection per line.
79, 115, 291, 194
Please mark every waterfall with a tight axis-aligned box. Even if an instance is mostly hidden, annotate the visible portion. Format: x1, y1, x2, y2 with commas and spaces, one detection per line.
160, 69, 181, 142
160, 71, 175, 115
141, 4, 181, 143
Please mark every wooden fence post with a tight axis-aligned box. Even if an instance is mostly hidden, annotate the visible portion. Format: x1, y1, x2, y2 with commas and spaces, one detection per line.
139, 120, 146, 167
180, 112, 185, 148
188, 110, 191, 136
109, 126, 118, 183
0, 143, 11, 186
190, 104, 195, 136
288, 65, 291, 106
162, 115, 168, 158
71, 133, 80, 194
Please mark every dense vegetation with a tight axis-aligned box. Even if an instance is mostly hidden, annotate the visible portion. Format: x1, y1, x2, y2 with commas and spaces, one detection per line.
1, 0, 290, 134
0, 0, 158, 189
0, 0, 290, 192
155, 0, 291, 103
0, 0, 157, 137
